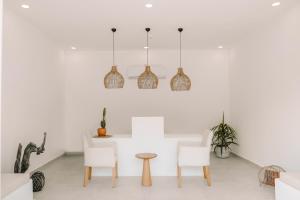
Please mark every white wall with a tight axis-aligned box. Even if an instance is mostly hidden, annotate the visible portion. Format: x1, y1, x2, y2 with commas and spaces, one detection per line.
64, 49, 230, 151
1, 10, 65, 172
0, 0, 3, 174
230, 4, 300, 170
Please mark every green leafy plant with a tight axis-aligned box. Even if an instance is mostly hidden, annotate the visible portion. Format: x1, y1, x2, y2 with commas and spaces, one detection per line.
211, 112, 238, 155
100, 108, 106, 129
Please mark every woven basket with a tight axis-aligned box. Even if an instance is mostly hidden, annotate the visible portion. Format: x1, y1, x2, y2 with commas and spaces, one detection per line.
258, 165, 285, 186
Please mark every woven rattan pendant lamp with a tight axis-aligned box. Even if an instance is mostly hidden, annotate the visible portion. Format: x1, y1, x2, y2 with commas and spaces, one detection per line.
104, 28, 125, 89
170, 28, 191, 91
137, 28, 158, 89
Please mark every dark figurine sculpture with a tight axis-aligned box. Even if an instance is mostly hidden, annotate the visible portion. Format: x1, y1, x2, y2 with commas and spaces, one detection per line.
14, 144, 22, 173
31, 171, 45, 192
14, 132, 47, 192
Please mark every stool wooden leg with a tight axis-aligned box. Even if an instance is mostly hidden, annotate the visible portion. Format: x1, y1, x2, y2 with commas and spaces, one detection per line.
203, 166, 207, 179
112, 167, 117, 188
142, 159, 152, 186
83, 166, 89, 187
88, 167, 92, 180
204, 166, 211, 186
177, 165, 182, 188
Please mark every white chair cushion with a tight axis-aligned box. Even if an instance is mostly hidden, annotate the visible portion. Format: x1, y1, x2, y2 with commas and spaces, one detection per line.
178, 145, 210, 166
84, 147, 116, 167
83, 134, 117, 167
177, 130, 213, 167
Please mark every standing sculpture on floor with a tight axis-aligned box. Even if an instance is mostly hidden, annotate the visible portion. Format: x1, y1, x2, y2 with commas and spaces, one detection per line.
14, 132, 47, 192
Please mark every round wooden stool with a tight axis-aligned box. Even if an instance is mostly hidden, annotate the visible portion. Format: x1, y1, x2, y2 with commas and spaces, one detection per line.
135, 153, 157, 186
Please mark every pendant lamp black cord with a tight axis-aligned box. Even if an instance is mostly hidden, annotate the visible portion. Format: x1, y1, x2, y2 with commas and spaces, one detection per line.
113, 32, 115, 66
111, 28, 116, 66
178, 28, 183, 68
180, 31, 181, 68
147, 31, 149, 66
145, 28, 150, 66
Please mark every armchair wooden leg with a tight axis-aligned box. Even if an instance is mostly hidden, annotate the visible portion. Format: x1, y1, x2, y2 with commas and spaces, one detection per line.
83, 166, 89, 187
112, 167, 117, 188
203, 166, 207, 179
204, 166, 211, 186
177, 165, 182, 188
116, 162, 119, 178
88, 167, 92, 180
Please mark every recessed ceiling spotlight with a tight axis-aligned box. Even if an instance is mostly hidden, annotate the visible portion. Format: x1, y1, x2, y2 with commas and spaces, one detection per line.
144, 46, 149, 49
272, 2, 281, 7
71, 46, 77, 50
21, 4, 30, 9
218, 46, 223, 49
145, 3, 153, 8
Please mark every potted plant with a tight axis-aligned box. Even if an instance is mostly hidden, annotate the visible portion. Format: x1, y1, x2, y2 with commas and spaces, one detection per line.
211, 113, 238, 158
97, 108, 107, 137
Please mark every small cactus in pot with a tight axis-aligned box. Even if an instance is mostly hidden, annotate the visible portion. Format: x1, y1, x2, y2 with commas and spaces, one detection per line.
98, 108, 107, 136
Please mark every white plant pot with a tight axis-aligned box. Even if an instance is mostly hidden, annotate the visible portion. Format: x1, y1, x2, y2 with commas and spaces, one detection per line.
215, 147, 231, 159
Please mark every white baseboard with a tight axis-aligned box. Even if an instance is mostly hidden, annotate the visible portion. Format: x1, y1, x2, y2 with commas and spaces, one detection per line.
64, 151, 83, 156
231, 152, 262, 168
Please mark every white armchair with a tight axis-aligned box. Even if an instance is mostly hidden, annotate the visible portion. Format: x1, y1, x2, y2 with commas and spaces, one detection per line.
82, 134, 118, 187
177, 130, 213, 187
275, 172, 300, 200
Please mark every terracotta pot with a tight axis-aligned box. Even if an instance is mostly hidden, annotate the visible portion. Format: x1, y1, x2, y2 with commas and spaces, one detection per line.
97, 128, 106, 137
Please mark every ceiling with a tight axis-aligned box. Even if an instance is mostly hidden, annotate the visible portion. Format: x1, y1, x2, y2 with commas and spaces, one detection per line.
5, 0, 298, 50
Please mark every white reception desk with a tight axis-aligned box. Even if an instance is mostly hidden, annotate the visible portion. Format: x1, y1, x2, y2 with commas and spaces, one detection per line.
92, 117, 205, 176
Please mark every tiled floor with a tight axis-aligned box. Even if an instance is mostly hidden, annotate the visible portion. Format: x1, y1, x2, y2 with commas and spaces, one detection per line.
34, 154, 274, 200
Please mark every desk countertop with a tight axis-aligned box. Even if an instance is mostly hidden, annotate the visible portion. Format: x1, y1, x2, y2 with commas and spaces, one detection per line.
92, 133, 202, 139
